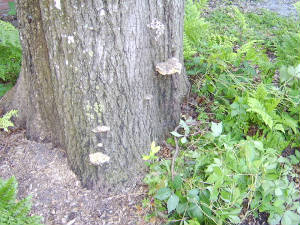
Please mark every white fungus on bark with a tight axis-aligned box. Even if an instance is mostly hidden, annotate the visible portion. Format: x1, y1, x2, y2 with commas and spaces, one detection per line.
96, 143, 103, 147
89, 152, 110, 165
156, 57, 182, 75
67, 36, 75, 44
92, 126, 110, 133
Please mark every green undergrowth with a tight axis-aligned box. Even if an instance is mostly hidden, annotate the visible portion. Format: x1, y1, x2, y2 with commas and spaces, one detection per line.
0, 109, 18, 131
0, 20, 22, 97
0, 112, 43, 225
143, 1, 300, 225
0, 176, 43, 225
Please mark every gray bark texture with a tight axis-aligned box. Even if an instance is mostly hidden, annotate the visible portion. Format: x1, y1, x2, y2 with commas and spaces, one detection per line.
1, 0, 189, 193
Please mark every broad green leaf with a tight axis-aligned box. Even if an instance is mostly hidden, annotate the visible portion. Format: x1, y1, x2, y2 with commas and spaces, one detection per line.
265, 173, 279, 180
280, 113, 298, 133
281, 211, 299, 225
154, 187, 171, 200
274, 187, 283, 196
228, 215, 241, 224
187, 189, 199, 203
180, 119, 191, 135
188, 203, 203, 222
289, 155, 299, 165
280, 65, 290, 83
230, 102, 246, 117
142, 155, 150, 160
242, 141, 256, 163
167, 194, 179, 213
211, 122, 223, 137
181, 136, 188, 144
295, 150, 300, 159
268, 213, 281, 225
253, 141, 264, 150
176, 202, 188, 215
170, 131, 183, 137
150, 142, 160, 154
172, 175, 183, 190
199, 189, 210, 205
209, 187, 219, 202
220, 190, 231, 203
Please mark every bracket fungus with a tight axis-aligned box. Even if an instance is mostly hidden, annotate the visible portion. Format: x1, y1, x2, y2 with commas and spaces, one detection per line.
156, 57, 182, 75
89, 152, 110, 165
92, 126, 110, 133
96, 143, 103, 147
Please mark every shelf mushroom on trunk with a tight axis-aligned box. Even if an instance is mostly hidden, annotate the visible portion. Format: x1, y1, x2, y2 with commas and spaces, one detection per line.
156, 57, 182, 75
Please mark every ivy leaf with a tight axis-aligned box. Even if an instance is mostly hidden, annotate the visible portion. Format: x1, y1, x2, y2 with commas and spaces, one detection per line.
281, 211, 299, 225
167, 194, 179, 213
155, 188, 171, 200
211, 122, 223, 137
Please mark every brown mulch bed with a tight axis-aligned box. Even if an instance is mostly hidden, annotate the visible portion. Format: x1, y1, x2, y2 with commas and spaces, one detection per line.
0, 130, 155, 225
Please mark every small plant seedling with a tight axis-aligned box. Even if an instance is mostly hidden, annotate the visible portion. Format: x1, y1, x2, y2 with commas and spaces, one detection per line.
143, 142, 161, 161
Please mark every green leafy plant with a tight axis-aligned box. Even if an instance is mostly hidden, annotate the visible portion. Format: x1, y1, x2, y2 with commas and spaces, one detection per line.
289, 150, 300, 165
0, 110, 18, 131
144, 2, 300, 225
143, 142, 161, 161
0, 20, 22, 95
0, 176, 43, 225
8, 2, 16, 16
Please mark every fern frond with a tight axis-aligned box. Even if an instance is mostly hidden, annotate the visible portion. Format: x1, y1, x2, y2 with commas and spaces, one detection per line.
247, 97, 274, 129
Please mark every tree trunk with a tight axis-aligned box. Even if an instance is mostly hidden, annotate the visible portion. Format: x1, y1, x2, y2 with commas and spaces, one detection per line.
1, 0, 189, 193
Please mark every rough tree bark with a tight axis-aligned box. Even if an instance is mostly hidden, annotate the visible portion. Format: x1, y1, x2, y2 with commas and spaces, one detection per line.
1, 0, 189, 193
